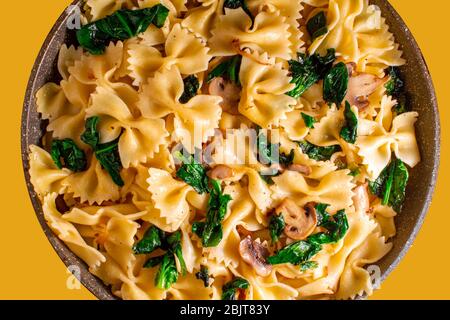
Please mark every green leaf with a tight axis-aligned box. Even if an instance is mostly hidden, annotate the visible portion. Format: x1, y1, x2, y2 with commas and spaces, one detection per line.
300, 261, 319, 272
307, 11, 328, 41
77, 4, 169, 55
307, 210, 349, 245
223, 0, 254, 23
133, 226, 164, 255
259, 171, 280, 185
315, 203, 331, 226
154, 253, 179, 290
267, 240, 322, 266
323, 62, 349, 106
175, 151, 210, 194
95, 137, 124, 187
256, 130, 294, 167
369, 159, 409, 212
200, 180, 232, 247
297, 140, 341, 162
51, 139, 87, 172
179, 75, 200, 104
385, 67, 409, 115
269, 214, 285, 243
81, 116, 100, 149
207, 56, 242, 85
166, 231, 187, 276
143, 255, 164, 268
195, 266, 211, 287
340, 101, 358, 144
222, 277, 250, 300
301, 113, 316, 128
287, 49, 336, 98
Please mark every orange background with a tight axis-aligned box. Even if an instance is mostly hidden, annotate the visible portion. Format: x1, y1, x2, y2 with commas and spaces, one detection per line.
0, 0, 448, 299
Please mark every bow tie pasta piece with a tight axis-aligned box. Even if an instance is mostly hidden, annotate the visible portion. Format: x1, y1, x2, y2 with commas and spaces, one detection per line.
42, 193, 106, 268
63, 156, 121, 205
209, 7, 292, 60
280, 109, 311, 142
168, 273, 215, 300
138, 67, 222, 153
297, 208, 377, 297
356, 98, 420, 179
181, 0, 222, 39
308, 0, 405, 77
58, 45, 84, 81
87, 87, 169, 168
128, 23, 211, 85
29, 146, 72, 198
247, 0, 305, 58
239, 54, 296, 128
335, 227, 392, 299
271, 169, 355, 212
146, 168, 194, 232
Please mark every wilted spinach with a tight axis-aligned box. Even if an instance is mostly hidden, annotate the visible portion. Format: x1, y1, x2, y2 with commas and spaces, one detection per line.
51, 139, 87, 172
196, 266, 211, 288
133, 226, 164, 255
179, 75, 200, 104
207, 56, 242, 85
222, 277, 250, 300
77, 4, 169, 55
340, 101, 358, 144
301, 112, 316, 129
297, 140, 341, 162
369, 159, 409, 212
81, 116, 124, 187
288, 49, 336, 98
307, 11, 328, 41
257, 130, 294, 167
223, 0, 254, 22
323, 62, 349, 106
267, 240, 322, 266
175, 151, 210, 194
269, 214, 285, 243
385, 67, 408, 115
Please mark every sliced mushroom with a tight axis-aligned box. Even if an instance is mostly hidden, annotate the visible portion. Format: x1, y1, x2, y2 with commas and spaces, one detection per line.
208, 77, 241, 112
239, 236, 272, 277
208, 165, 234, 180
344, 63, 387, 110
276, 199, 317, 240
352, 183, 370, 214
287, 164, 312, 176
55, 195, 70, 214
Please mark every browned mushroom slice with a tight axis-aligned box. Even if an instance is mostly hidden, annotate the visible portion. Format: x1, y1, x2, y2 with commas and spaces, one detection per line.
352, 183, 370, 214
208, 77, 241, 112
276, 199, 317, 240
208, 165, 234, 180
239, 236, 272, 277
287, 164, 312, 176
345, 72, 387, 110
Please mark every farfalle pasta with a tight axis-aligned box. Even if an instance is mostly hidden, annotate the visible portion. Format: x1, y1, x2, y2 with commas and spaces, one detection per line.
28, 0, 420, 300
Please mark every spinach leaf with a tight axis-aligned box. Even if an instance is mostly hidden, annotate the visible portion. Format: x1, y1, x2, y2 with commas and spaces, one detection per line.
179, 75, 200, 104
81, 116, 124, 186
133, 226, 164, 255
81, 116, 100, 148
369, 159, 409, 212
300, 261, 319, 272
51, 139, 87, 172
385, 67, 409, 115
77, 4, 169, 55
141, 228, 187, 288
207, 56, 242, 85
259, 172, 279, 185
95, 137, 124, 187
297, 141, 341, 162
307, 11, 328, 41
323, 62, 349, 106
288, 49, 336, 98
301, 112, 316, 128
197, 180, 232, 247
315, 203, 331, 226
223, 0, 253, 22
195, 266, 211, 287
340, 101, 358, 144
267, 240, 322, 266
307, 210, 349, 245
222, 277, 250, 300
175, 151, 210, 194
154, 253, 179, 290
269, 214, 285, 243
257, 130, 294, 167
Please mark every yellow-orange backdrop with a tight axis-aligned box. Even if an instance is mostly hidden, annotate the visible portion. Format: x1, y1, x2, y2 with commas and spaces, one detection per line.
0, 0, 447, 300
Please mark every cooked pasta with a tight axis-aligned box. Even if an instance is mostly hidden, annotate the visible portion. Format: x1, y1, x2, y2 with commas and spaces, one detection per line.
29, 0, 420, 300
